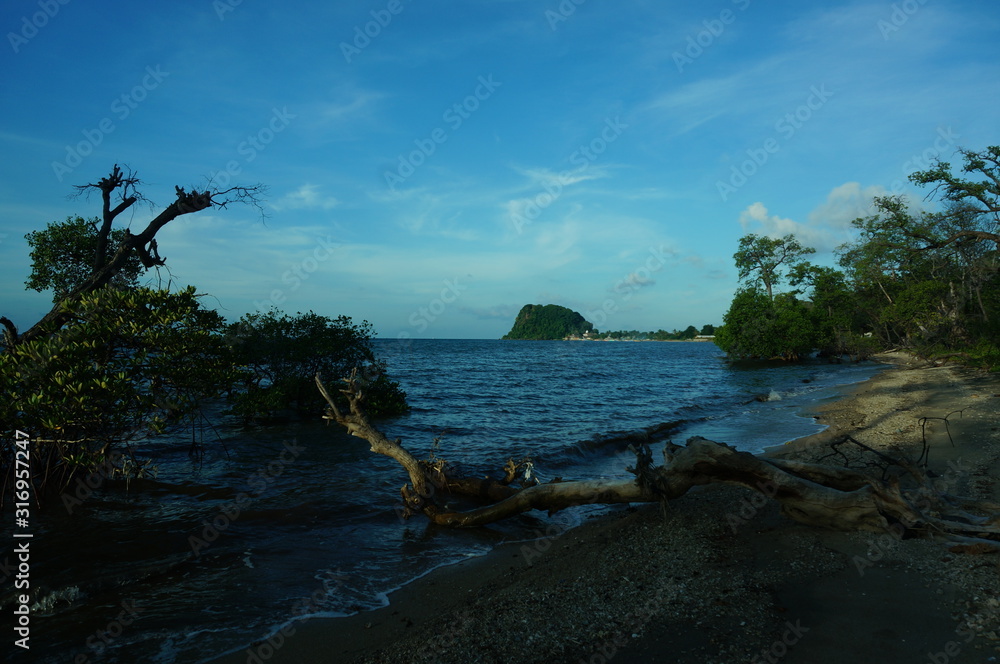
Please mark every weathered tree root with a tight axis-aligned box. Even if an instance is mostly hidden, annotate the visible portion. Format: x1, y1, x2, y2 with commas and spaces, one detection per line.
316, 373, 1000, 552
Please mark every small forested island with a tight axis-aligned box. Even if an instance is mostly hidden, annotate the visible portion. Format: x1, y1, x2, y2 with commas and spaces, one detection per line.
501, 304, 716, 342
501, 304, 594, 340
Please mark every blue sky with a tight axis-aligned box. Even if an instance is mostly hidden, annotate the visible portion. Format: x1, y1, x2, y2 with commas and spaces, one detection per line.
2, 0, 998, 339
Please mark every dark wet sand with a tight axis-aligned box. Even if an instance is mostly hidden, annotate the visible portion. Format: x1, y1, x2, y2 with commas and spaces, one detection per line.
213, 353, 1000, 663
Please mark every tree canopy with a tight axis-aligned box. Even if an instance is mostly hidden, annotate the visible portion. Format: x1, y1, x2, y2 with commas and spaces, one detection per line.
227, 310, 408, 421
25, 216, 148, 302
734, 233, 815, 301
590, 326, 712, 341
1, 287, 238, 485
2, 165, 408, 497
716, 145, 1000, 368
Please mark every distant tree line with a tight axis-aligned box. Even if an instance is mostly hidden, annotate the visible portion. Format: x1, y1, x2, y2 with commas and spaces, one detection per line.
715, 146, 1000, 369
591, 325, 715, 341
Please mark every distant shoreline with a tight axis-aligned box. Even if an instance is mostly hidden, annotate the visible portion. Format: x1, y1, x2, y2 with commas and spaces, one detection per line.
563, 336, 716, 342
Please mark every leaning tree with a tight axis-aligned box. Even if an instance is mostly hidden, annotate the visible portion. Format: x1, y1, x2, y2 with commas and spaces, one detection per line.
0, 165, 264, 497
909, 145, 1000, 251
0, 164, 264, 348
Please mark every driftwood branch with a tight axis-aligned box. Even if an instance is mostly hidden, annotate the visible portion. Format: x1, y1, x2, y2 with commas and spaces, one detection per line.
316, 373, 1000, 552
917, 410, 962, 466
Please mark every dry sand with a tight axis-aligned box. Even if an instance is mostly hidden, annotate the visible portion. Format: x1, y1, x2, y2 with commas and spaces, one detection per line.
213, 353, 1000, 664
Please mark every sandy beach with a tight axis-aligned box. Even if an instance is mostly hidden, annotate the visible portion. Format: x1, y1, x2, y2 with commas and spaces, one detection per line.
212, 353, 1000, 664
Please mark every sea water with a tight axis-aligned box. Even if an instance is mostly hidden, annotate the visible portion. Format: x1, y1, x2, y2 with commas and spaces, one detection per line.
4, 339, 882, 663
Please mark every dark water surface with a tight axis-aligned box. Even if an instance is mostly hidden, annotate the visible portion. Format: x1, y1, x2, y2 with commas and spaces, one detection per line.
3, 340, 882, 663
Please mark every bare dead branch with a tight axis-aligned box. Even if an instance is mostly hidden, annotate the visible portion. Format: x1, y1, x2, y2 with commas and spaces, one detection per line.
917, 410, 962, 466
318, 373, 1000, 552
11, 169, 266, 347
0, 316, 18, 347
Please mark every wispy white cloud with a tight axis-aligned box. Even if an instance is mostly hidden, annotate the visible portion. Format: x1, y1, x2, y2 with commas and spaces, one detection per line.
2, 0, 997, 338
641, 55, 796, 133
270, 184, 340, 211
738, 202, 839, 252
738, 181, 887, 253
807, 182, 886, 230
513, 165, 609, 190
309, 88, 387, 124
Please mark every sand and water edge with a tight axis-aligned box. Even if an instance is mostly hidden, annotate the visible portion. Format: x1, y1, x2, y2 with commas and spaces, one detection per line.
212, 352, 1000, 664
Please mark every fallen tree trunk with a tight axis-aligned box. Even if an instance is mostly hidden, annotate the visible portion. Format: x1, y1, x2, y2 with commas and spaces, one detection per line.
316, 372, 1000, 551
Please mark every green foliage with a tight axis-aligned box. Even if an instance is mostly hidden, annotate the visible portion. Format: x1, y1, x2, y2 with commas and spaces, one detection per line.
25, 216, 146, 301
909, 146, 1000, 229
0, 287, 237, 484
837, 193, 999, 354
3, 172, 412, 498
227, 310, 408, 421
734, 234, 815, 300
966, 341, 1000, 372
502, 304, 594, 340
718, 146, 1000, 366
720, 232, 825, 360
588, 325, 716, 341
789, 264, 858, 356
715, 290, 816, 360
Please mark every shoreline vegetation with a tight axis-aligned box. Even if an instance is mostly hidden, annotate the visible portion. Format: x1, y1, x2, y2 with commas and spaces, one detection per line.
710, 148, 1000, 368
214, 351, 1000, 664
563, 335, 716, 342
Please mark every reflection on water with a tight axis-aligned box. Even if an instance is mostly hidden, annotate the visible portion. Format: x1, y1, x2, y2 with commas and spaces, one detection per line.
4, 340, 881, 663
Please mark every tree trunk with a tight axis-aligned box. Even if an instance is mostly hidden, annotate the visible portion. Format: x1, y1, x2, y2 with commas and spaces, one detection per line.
8, 167, 263, 347
316, 373, 1000, 552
